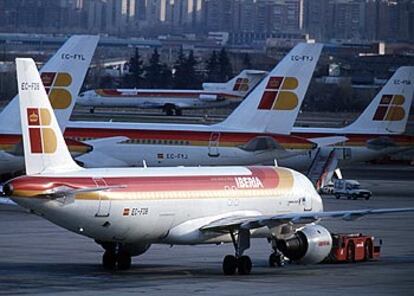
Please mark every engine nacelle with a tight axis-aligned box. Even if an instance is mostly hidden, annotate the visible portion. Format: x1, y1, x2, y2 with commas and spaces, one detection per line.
198, 94, 219, 102
278, 225, 332, 264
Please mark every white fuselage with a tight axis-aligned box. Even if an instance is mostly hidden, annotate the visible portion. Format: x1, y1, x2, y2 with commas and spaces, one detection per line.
77, 89, 241, 110
68, 120, 413, 171
9, 166, 323, 245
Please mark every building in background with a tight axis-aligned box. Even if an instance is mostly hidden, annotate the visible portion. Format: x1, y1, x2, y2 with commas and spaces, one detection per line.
0, 0, 413, 44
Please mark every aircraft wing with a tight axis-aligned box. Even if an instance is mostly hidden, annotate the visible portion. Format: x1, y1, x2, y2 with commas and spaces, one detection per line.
84, 136, 130, 146
0, 151, 18, 161
309, 136, 348, 147
200, 208, 414, 232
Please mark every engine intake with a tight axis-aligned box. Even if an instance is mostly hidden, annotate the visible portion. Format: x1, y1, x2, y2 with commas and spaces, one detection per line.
198, 94, 219, 102
2, 183, 13, 196
277, 225, 332, 264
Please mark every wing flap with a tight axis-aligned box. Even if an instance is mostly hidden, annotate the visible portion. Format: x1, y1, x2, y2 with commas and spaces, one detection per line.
201, 208, 414, 232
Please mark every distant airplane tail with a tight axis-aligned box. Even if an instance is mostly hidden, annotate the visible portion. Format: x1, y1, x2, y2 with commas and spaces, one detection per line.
343, 66, 414, 134
0, 35, 99, 134
16, 58, 81, 175
202, 69, 267, 97
215, 43, 323, 134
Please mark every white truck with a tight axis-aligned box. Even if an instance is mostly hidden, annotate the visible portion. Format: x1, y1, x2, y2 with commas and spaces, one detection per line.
333, 180, 372, 200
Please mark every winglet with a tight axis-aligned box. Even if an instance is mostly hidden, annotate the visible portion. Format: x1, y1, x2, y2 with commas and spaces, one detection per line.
16, 58, 81, 175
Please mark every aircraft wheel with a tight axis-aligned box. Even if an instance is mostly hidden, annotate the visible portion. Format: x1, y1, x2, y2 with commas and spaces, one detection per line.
364, 240, 373, 261
346, 241, 356, 263
335, 193, 341, 199
117, 250, 132, 270
175, 108, 182, 116
102, 250, 116, 270
237, 256, 252, 275
269, 252, 284, 267
164, 104, 175, 116
222, 255, 237, 275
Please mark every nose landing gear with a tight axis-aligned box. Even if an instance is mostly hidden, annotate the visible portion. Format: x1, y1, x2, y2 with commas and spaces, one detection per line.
101, 242, 132, 271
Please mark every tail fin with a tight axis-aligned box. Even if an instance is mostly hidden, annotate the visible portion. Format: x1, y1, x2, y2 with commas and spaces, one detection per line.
0, 35, 99, 134
215, 43, 323, 134
16, 58, 81, 175
343, 66, 414, 134
203, 69, 267, 96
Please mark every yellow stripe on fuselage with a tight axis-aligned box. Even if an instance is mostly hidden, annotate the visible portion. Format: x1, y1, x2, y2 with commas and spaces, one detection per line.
13, 187, 296, 202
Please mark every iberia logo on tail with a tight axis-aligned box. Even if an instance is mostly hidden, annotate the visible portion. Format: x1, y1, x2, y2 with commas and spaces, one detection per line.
27, 108, 57, 154
233, 78, 250, 92
41, 72, 72, 109
373, 94, 406, 121
257, 76, 299, 110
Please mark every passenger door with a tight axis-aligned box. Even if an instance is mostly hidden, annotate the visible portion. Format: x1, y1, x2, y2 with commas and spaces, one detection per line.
208, 132, 221, 157
93, 177, 111, 217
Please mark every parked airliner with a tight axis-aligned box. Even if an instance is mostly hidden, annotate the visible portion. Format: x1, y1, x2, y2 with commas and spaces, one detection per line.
71, 43, 325, 168
4, 58, 413, 275
77, 69, 267, 115
282, 66, 414, 187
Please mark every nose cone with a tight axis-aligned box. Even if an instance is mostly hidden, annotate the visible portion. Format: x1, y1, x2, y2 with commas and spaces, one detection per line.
2, 182, 14, 196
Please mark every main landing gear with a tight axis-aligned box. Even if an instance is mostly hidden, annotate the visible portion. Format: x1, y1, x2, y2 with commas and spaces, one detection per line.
101, 242, 132, 270
222, 229, 253, 275
268, 236, 285, 267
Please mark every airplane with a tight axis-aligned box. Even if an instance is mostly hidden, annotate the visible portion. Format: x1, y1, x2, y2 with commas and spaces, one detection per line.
280, 66, 414, 187
77, 69, 267, 115
4, 57, 413, 275
0, 35, 99, 178
70, 43, 325, 168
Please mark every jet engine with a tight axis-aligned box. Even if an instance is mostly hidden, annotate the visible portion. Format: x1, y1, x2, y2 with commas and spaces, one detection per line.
277, 225, 332, 264
198, 94, 219, 102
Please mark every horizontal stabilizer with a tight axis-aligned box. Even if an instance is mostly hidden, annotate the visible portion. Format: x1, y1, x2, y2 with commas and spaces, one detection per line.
76, 150, 130, 168
34, 185, 127, 204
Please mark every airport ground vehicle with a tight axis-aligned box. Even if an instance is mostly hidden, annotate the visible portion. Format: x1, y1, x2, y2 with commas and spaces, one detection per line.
334, 179, 372, 200
319, 183, 334, 194
325, 233, 381, 263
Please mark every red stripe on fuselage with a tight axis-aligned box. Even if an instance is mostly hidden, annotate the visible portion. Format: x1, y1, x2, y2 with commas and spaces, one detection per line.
97, 89, 241, 99
10, 167, 280, 193
64, 128, 313, 145
0, 134, 90, 149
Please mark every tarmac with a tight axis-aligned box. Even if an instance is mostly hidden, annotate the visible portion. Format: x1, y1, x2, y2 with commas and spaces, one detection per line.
0, 164, 413, 295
